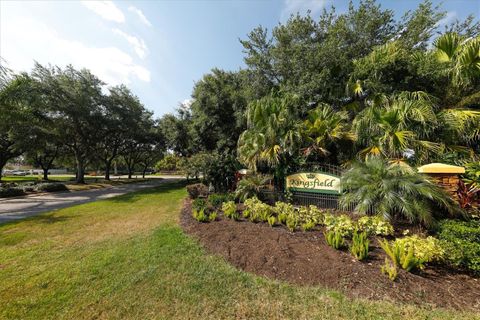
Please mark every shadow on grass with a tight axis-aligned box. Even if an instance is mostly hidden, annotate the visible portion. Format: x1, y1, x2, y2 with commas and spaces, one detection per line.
108, 180, 189, 203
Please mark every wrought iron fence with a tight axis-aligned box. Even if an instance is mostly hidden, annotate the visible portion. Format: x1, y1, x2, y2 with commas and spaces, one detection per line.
259, 189, 365, 213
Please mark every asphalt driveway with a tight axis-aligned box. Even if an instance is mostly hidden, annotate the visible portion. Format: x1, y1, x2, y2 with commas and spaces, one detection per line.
0, 178, 179, 224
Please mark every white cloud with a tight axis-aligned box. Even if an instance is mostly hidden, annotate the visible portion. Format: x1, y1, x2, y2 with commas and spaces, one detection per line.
436, 11, 458, 28
1, 15, 150, 85
128, 6, 152, 27
181, 98, 194, 108
112, 28, 148, 59
81, 1, 125, 23
281, 0, 329, 21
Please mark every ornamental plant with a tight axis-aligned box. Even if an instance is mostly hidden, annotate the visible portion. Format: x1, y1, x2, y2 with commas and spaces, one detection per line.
357, 216, 394, 236
324, 230, 345, 249
340, 158, 462, 227
381, 258, 398, 281
379, 239, 426, 272
395, 235, 445, 263
267, 216, 276, 227
350, 230, 369, 260
286, 214, 299, 232
324, 214, 356, 237
301, 220, 316, 231
222, 201, 239, 220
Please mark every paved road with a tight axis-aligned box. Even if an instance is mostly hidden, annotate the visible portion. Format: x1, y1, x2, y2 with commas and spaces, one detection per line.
0, 178, 180, 224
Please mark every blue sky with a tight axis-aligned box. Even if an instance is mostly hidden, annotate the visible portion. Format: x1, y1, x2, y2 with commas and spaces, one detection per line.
1, 0, 479, 117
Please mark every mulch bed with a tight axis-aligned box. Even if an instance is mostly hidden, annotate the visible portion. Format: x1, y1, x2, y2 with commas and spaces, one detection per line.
180, 200, 480, 311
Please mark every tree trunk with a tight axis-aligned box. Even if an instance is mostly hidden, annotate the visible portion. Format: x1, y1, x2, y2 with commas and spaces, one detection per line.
0, 160, 5, 182
128, 167, 133, 179
76, 157, 85, 184
142, 165, 147, 179
43, 168, 49, 181
104, 159, 112, 180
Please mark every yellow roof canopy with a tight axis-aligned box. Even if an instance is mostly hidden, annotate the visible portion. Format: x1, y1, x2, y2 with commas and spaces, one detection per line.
417, 163, 465, 174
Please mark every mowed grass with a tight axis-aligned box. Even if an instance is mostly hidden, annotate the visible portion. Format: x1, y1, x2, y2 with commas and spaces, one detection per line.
0, 182, 475, 319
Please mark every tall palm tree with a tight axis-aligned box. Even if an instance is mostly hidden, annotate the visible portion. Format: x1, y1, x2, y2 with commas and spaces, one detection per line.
301, 103, 355, 158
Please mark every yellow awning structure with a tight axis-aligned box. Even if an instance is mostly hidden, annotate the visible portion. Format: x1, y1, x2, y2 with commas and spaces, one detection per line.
417, 163, 465, 174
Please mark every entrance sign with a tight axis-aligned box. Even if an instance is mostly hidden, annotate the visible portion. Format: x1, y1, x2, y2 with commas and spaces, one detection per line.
286, 172, 341, 194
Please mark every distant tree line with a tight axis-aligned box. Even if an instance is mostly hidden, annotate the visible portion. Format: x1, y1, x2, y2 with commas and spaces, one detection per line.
0, 63, 164, 183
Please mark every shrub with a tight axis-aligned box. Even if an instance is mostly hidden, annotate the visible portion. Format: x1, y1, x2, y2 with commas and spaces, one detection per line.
379, 239, 426, 272
273, 201, 295, 217
235, 175, 271, 201
350, 231, 369, 260
0, 187, 25, 198
192, 198, 208, 212
186, 183, 209, 199
296, 205, 324, 225
357, 215, 394, 236
340, 158, 462, 227
437, 219, 480, 274
395, 235, 445, 263
277, 212, 288, 224
301, 220, 316, 231
267, 216, 276, 227
208, 193, 235, 208
324, 230, 345, 249
209, 211, 217, 222
192, 208, 209, 222
324, 214, 356, 237
381, 258, 398, 281
243, 197, 271, 223
222, 201, 239, 220
286, 215, 298, 232
35, 183, 68, 192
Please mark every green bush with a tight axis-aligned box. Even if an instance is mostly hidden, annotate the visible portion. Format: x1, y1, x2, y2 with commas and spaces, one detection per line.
35, 183, 68, 192
192, 198, 208, 212
208, 193, 235, 208
0, 187, 25, 198
324, 214, 356, 237
235, 175, 270, 201
395, 235, 445, 263
221, 201, 239, 220
381, 258, 398, 281
192, 208, 209, 222
340, 158, 461, 227
437, 219, 480, 274
243, 197, 271, 223
379, 239, 426, 272
350, 231, 369, 260
286, 214, 298, 232
267, 216, 276, 227
301, 220, 316, 231
357, 216, 394, 236
324, 230, 345, 249
186, 183, 209, 199
273, 201, 295, 216
296, 205, 324, 225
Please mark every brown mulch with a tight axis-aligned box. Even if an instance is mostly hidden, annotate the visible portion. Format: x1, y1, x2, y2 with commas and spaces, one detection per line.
180, 200, 480, 311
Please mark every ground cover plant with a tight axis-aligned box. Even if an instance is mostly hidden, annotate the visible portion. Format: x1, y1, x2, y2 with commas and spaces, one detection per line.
3, 181, 476, 319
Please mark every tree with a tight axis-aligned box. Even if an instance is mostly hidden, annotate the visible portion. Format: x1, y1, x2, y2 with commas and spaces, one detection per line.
98, 85, 149, 180
30, 64, 104, 184
189, 69, 250, 153
0, 73, 35, 181
434, 33, 480, 89
237, 93, 302, 187
340, 158, 461, 227
301, 104, 355, 162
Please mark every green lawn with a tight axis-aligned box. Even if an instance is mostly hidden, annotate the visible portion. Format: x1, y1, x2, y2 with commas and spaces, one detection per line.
0, 182, 475, 319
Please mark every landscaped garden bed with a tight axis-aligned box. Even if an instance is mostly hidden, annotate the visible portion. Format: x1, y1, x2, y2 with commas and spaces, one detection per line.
181, 198, 480, 311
